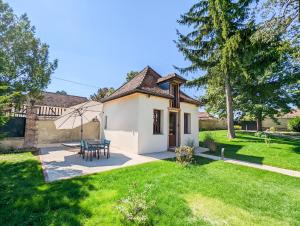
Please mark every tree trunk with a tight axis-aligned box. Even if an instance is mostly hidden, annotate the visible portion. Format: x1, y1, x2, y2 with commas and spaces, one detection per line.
256, 112, 263, 132
225, 74, 235, 139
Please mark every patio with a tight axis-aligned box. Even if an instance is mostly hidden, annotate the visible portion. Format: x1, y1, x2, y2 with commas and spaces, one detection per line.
38, 144, 177, 182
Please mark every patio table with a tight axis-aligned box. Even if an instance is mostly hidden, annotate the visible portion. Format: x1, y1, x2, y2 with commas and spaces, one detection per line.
62, 142, 81, 148
87, 140, 110, 159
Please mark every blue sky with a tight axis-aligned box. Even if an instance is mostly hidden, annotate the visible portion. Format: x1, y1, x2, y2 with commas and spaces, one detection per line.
6, 0, 204, 99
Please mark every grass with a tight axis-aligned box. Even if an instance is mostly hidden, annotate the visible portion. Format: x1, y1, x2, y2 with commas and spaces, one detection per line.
199, 130, 300, 171
1, 152, 300, 225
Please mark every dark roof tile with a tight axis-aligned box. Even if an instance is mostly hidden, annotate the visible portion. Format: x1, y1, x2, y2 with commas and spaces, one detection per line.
102, 66, 200, 106
34, 92, 88, 108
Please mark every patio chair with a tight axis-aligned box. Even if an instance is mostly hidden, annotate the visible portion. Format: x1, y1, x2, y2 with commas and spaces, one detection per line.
104, 139, 111, 159
83, 140, 96, 161
80, 140, 86, 159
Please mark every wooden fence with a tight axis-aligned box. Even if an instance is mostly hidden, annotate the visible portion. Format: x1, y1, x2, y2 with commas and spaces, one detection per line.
5, 105, 68, 118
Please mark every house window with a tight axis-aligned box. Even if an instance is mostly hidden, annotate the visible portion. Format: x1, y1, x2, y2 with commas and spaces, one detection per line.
104, 115, 108, 129
184, 113, 191, 134
153, 110, 162, 134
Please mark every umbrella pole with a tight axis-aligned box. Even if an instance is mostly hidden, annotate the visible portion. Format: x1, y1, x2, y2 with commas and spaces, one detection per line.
80, 115, 83, 153
80, 115, 83, 141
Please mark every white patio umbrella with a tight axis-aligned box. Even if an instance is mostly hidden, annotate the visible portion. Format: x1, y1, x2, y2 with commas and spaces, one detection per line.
54, 100, 103, 141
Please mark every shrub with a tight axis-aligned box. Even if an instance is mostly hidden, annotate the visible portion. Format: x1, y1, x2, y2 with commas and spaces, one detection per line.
203, 132, 217, 152
0, 146, 37, 154
254, 131, 264, 137
234, 125, 242, 130
175, 146, 194, 166
186, 138, 195, 148
260, 133, 271, 147
269, 127, 276, 132
115, 183, 155, 225
288, 117, 300, 132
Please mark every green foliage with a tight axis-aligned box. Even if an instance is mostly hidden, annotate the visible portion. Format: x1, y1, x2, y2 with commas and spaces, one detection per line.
263, 135, 271, 147
126, 71, 139, 82
90, 87, 115, 101
185, 138, 195, 148
269, 127, 276, 133
288, 117, 300, 132
55, 90, 67, 95
234, 125, 242, 130
176, 0, 256, 138
115, 182, 155, 225
175, 146, 194, 166
0, 0, 57, 127
254, 131, 264, 137
203, 132, 217, 152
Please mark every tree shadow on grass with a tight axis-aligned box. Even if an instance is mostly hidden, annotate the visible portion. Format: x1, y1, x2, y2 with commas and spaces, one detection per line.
201, 142, 265, 164
0, 157, 96, 226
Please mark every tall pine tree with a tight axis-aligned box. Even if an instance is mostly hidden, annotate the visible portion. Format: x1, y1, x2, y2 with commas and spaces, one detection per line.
176, 0, 254, 138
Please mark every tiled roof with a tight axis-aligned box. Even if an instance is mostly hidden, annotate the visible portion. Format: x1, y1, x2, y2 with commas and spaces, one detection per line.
34, 92, 88, 108
157, 73, 186, 84
282, 109, 300, 118
101, 66, 200, 106
198, 111, 214, 120
180, 92, 200, 105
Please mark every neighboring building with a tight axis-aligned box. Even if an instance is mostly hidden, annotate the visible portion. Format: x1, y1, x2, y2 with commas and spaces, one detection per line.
100, 66, 200, 154
198, 111, 227, 130
1, 92, 99, 148
198, 112, 214, 120
7, 91, 88, 117
262, 109, 300, 130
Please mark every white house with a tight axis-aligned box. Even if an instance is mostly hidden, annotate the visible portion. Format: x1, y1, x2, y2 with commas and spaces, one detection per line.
100, 66, 200, 154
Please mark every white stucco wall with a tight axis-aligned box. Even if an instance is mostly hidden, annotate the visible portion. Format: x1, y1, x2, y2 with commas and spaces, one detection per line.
102, 94, 139, 153
102, 93, 199, 154
180, 102, 199, 148
137, 95, 169, 154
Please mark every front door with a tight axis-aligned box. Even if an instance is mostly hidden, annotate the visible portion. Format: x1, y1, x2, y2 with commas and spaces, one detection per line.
169, 112, 177, 147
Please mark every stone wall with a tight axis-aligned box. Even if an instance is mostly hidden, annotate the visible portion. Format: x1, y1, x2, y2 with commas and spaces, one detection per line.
262, 118, 289, 130
23, 106, 38, 148
199, 119, 227, 130
37, 118, 100, 144
0, 137, 24, 149
1, 117, 100, 149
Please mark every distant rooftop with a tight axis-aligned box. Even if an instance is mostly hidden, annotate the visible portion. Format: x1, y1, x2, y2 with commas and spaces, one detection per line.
34, 92, 88, 108
282, 109, 300, 118
198, 112, 214, 120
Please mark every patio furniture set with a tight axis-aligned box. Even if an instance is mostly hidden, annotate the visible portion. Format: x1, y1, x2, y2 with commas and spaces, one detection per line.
80, 139, 111, 161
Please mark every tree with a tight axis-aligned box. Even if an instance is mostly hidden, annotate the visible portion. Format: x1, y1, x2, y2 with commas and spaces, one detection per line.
126, 71, 139, 82
176, 0, 254, 138
56, 90, 68, 95
90, 87, 115, 102
202, 16, 300, 131
0, 0, 57, 126
238, 13, 300, 130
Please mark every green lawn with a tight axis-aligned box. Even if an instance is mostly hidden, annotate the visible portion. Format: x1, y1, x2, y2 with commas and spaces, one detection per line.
199, 130, 300, 171
1, 152, 300, 225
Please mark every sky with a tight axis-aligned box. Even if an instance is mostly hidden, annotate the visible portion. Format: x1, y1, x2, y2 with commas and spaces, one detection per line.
6, 0, 205, 99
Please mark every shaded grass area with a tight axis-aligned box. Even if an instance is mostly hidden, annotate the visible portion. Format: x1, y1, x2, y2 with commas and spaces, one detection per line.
1, 152, 300, 225
200, 130, 300, 171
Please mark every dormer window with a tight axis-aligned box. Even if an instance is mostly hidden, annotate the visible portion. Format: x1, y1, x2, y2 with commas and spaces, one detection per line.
156, 73, 187, 109
170, 83, 180, 108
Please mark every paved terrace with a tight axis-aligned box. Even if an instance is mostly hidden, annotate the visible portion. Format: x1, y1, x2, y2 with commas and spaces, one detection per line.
39, 144, 181, 182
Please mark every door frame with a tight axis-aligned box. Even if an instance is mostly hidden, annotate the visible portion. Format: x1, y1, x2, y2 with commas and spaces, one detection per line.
168, 109, 181, 148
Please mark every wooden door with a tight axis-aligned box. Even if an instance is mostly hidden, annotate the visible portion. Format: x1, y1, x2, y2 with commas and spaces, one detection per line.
169, 112, 177, 147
